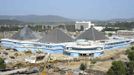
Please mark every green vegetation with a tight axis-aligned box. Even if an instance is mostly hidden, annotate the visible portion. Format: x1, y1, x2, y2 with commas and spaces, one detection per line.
108, 33, 113, 37
24, 50, 32, 55
126, 46, 134, 61
107, 46, 134, 75
79, 63, 87, 71
0, 26, 21, 32
0, 24, 75, 32
107, 61, 126, 75
128, 51, 134, 61
100, 22, 134, 30
0, 57, 6, 70
126, 61, 134, 75
90, 59, 97, 64
102, 27, 119, 32
131, 46, 134, 50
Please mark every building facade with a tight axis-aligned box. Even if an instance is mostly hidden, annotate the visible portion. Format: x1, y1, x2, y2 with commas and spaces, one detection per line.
75, 21, 104, 31
75, 21, 94, 31
117, 30, 134, 37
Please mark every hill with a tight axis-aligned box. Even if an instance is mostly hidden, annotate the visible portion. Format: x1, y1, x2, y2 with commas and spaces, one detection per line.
0, 15, 75, 24
0, 19, 24, 25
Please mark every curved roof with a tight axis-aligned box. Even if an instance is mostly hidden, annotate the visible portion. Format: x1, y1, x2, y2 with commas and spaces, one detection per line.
76, 27, 108, 40
39, 29, 74, 43
11, 26, 37, 40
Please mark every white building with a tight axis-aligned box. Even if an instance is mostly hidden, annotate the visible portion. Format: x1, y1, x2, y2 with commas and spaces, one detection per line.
117, 30, 134, 37
75, 21, 93, 30
94, 26, 105, 31
75, 21, 104, 31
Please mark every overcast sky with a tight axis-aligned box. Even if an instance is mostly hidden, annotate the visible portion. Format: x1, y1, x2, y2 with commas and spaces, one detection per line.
0, 0, 134, 20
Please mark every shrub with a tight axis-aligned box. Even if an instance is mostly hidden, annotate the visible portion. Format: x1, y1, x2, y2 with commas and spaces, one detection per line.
24, 50, 32, 55
107, 61, 126, 75
0, 57, 6, 70
128, 51, 134, 61
131, 46, 134, 50
90, 59, 97, 64
79, 63, 87, 71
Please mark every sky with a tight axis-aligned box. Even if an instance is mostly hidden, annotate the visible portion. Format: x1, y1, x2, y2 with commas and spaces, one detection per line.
0, 0, 134, 20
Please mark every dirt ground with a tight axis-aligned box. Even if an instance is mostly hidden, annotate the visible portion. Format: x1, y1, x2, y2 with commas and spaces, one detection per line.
0, 45, 132, 75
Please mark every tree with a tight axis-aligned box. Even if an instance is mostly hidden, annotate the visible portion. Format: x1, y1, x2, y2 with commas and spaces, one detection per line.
79, 63, 86, 71
107, 69, 115, 75
126, 61, 134, 75
128, 51, 134, 61
125, 46, 134, 75
107, 61, 126, 75
90, 59, 97, 64
131, 46, 134, 51
126, 46, 134, 61
0, 57, 6, 70
109, 46, 134, 75
108, 33, 113, 37
125, 49, 131, 55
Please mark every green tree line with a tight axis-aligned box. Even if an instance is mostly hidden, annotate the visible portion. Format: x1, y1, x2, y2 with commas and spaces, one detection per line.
100, 22, 134, 31
0, 25, 75, 32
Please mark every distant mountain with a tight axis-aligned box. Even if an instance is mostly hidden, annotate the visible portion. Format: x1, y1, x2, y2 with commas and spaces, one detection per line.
0, 19, 24, 25
107, 18, 134, 22
91, 18, 134, 25
0, 15, 134, 25
0, 15, 74, 24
